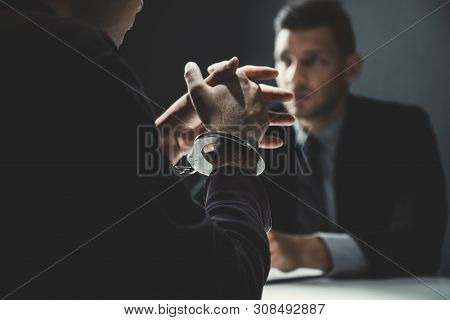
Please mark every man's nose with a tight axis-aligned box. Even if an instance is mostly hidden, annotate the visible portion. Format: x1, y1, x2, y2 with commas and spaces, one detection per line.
288, 63, 308, 88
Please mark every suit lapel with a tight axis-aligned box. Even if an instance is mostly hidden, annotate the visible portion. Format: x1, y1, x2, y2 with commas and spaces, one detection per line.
335, 95, 378, 229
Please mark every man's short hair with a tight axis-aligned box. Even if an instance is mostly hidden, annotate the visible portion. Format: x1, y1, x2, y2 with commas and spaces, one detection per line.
274, 0, 356, 57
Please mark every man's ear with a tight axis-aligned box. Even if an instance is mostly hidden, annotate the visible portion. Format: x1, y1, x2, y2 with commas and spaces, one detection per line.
344, 53, 362, 83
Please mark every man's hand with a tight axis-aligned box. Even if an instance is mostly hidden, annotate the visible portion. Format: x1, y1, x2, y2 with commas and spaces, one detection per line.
184, 60, 271, 147
156, 57, 294, 164
268, 230, 332, 272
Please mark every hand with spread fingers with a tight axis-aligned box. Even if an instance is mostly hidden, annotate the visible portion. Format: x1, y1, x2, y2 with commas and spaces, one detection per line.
156, 57, 295, 164
185, 59, 270, 148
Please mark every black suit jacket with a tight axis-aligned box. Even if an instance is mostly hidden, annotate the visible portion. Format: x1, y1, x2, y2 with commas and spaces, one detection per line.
0, 1, 271, 299
262, 95, 447, 277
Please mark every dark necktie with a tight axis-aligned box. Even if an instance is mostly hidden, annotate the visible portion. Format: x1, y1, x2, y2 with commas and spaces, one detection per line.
294, 135, 329, 232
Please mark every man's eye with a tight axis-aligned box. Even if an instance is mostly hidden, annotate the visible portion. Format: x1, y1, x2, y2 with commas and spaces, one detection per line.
303, 56, 317, 66
303, 55, 327, 67
280, 57, 292, 66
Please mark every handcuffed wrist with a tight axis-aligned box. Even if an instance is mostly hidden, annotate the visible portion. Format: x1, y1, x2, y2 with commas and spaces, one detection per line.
184, 131, 265, 176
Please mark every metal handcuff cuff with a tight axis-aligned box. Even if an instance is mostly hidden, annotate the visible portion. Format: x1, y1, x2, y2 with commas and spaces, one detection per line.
173, 132, 265, 176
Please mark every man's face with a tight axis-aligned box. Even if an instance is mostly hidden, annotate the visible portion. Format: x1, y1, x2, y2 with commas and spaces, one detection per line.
274, 27, 350, 119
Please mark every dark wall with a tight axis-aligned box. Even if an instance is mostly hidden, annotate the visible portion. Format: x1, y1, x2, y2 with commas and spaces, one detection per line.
121, 0, 450, 274
120, 0, 256, 110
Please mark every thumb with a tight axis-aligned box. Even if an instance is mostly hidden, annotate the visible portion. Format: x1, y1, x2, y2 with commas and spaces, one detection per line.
184, 62, 205, 95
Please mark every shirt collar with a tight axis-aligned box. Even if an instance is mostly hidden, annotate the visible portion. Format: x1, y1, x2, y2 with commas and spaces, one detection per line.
294, 106, 346, 152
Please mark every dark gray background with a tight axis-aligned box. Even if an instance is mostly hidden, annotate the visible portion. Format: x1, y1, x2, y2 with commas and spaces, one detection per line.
121, 0, 450, 275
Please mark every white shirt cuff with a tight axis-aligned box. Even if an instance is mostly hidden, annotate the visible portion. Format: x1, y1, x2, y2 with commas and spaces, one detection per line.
315, 232, 368, 276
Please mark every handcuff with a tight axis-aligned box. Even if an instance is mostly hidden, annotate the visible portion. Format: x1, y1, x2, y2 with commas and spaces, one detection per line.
173, 132, 265, 176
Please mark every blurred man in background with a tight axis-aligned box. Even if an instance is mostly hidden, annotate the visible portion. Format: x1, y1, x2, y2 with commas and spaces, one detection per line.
263, 0, 447, 277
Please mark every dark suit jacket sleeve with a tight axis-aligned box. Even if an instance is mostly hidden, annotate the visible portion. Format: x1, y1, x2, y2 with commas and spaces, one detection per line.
101, 49, 272, 300
0, 11, 270, 299
203, 169, 271, 298
356, 108, 447, 277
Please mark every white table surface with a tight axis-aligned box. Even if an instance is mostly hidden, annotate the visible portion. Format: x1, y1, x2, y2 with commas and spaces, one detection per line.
263, 276, 450, 300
